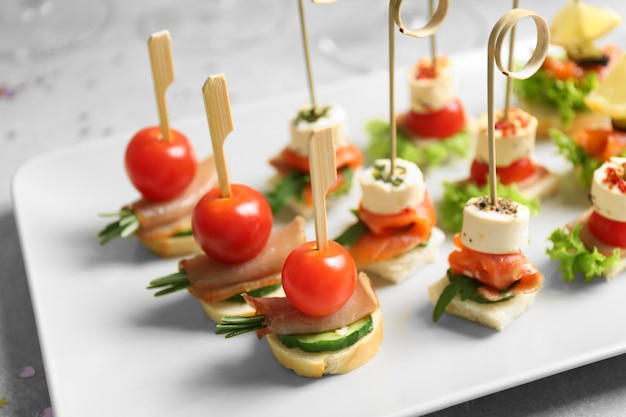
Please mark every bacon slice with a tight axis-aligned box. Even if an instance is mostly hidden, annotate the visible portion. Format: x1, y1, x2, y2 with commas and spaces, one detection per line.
448, 234, 543, 299
244, 272, 380, 338
131, 155, 217, 238
183, 216, 306, 303
348, 193, 436, 268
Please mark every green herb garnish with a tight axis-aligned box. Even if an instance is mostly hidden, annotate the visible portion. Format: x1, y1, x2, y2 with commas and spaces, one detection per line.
266, 166, 354, 215
294, 105, 331, 124
147, 271, 191, 296
334, 209, 369, 247
546, 224, 622, 283
433, 270, 515, 322
97, 209, 141, 244
216, 315, 266, 338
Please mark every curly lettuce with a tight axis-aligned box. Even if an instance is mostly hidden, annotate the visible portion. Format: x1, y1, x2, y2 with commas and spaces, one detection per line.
437, 180, 541, 232
546, 224, 621, 283
512, 67, 599, 128
364, 118, 471, 168
550, 128, 626, 187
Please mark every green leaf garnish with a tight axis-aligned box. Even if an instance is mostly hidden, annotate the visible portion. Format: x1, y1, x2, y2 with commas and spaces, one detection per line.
546, 224, 622, 283
294, 105, 331, 124
364, 118, 472, 167
97, 209, 141, 244
266, 170, 309, 215
147, 271, 191, 296
512, 66, 599, 127
265, 166, 354, 215
433, 270, 514, 322
437, 180, 541, 232
334, 220, 369, 247
216, 315, 266, 338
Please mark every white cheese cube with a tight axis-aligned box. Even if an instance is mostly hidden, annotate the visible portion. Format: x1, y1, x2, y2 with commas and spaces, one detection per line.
288, 104, 350, 157
407, 66, 456, 113
360, 158, 426, 215
591, 156, 626, 222
475, 108, 538, 167
460, 196, 530, 254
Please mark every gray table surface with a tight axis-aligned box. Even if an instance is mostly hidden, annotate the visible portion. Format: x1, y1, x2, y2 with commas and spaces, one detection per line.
2, 0, 626, 416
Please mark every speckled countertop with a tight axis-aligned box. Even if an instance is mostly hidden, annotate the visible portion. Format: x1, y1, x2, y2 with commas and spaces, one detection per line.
2, 1, 626, 416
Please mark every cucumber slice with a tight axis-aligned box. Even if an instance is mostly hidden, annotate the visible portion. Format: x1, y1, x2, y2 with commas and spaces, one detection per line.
224, 282, 283, 303
277, 315, 374, 353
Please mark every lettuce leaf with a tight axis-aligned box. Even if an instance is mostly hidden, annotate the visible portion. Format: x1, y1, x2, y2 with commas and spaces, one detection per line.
364, 118, 471, 167
546, 224, 622, 283
437, 180, 541, 232
549, 128, 601, 187
512, 67, 599, 127
550, 128, 626, 187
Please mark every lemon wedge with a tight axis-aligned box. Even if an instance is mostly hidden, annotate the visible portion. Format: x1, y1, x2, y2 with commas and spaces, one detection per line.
551, 0, 621, 47
585, 55, 626, 119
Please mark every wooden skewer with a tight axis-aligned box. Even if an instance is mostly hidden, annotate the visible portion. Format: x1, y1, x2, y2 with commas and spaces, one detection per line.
148, 30, 175, 142
428, 0, 437, 67
298, 0, 317, 111
503, 0, 520, 120
388, 0, 449, 177
486, 8, 550, 206
202, 74, 234, 198
309, 126, 337, 252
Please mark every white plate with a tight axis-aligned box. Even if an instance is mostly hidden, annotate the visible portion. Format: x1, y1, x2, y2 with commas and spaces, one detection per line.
13, 48, 626, 417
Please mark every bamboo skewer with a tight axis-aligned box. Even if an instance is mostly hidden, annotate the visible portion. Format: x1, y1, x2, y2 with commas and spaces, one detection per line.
503, 0, 520, 120
202, 74, 235, 198
486, 8, 549, 206
309, 126, 337, 252
148, 30, 175, 142
298, 0, 317, 111
388, 0, 449, 178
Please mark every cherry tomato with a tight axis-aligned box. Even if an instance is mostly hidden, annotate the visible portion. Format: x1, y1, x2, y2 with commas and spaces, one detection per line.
125, 126, 197, 202
404, 98, 466, 139
192, 183, 273, 263
469, 157, 536, 186
282, 241, 357, 317
587, 210, 626, 248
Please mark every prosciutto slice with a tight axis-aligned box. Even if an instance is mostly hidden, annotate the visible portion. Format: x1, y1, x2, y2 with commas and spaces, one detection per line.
130, 155, 217, 236
244, 272, 380, 338
183, 216, 306, 302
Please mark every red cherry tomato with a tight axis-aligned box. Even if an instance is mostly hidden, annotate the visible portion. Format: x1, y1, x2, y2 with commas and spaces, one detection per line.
469, 157, 536, 186
125, 126, 197, 202
587, 210, 626, 248
192, 183, 273, 264
403, 98, 466, 139
282, 241, 357, 317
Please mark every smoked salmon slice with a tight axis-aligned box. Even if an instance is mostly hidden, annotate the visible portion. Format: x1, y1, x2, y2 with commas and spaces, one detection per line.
448, 234, 543, 299
349, 193, 437, 268
269, 143, 363, 175
574, 127, 626, 163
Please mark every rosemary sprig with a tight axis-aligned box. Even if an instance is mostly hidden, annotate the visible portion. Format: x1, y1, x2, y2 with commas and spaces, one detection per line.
216, 315, 267, 338
147, 271, 191, 296
97, 209, 141, 244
